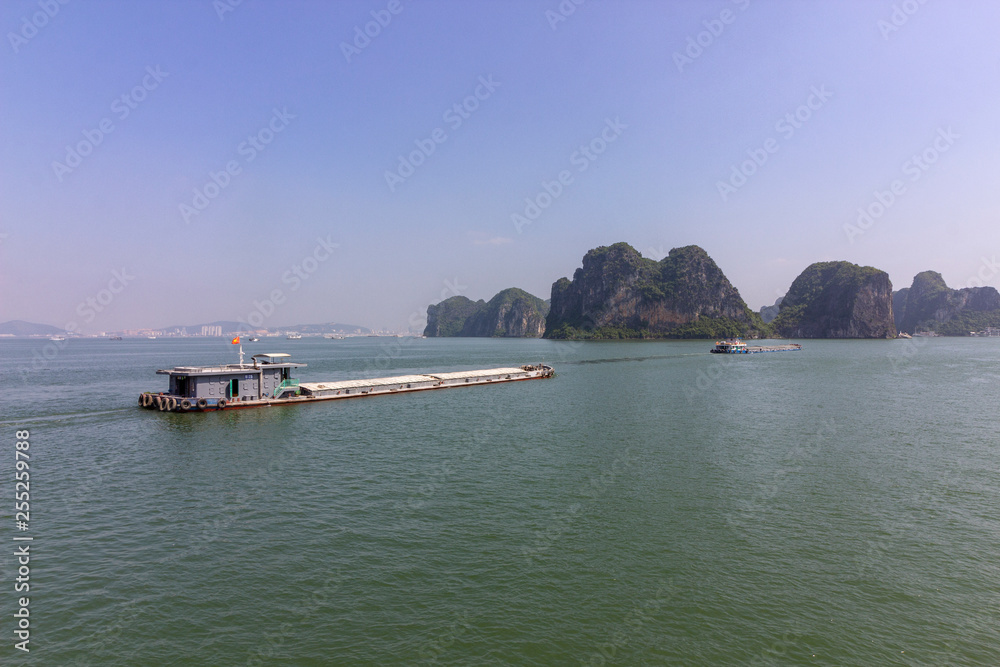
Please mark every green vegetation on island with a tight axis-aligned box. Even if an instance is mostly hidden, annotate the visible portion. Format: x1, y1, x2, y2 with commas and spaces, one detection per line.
895, 271, 1000, 335
771, 261, 895, 338
544, 243, 768, 340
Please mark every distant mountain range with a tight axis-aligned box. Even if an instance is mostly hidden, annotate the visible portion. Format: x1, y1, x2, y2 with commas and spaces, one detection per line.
0, 319, 371, 336
10, 252, 1000, 341
161, 321, 372, 335
0, 320, 65, 336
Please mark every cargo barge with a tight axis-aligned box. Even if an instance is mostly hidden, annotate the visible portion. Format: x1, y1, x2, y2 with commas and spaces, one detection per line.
138, 352, 554, 412
710, 339, 802, 354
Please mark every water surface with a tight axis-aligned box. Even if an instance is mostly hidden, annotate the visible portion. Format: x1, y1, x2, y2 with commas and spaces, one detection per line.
1, 336, 998, 664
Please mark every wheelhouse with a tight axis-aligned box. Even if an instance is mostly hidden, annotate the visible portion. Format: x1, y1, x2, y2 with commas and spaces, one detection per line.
154, 353, 306, 403
712, 339, 748, 354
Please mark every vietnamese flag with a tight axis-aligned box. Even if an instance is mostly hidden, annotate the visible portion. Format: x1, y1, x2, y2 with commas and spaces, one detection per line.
232, 336, 240, 344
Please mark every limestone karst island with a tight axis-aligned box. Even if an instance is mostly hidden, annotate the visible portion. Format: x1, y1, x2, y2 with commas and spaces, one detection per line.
422, 242, 1000, 340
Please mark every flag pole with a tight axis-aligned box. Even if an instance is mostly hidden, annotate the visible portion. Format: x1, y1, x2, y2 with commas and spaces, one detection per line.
232, 335, 244, 366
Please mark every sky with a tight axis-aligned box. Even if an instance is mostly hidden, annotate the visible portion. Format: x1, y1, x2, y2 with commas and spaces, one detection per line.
2, 0, 999, 333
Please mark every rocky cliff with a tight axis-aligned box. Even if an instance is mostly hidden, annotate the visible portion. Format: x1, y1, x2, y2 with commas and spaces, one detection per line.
771, 261, 895, 338
897, 271, 1000, 335
544, 242, 766, 339
759, 297, 782, 324
424, 296, 484, 337
892, 288, 909, 331
424, 288, 548, 337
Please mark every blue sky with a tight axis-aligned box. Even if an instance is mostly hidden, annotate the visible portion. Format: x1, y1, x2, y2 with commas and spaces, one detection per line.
2, 0, 999, 333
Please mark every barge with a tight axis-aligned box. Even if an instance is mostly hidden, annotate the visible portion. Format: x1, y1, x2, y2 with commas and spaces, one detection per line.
138, 351, 554, 412
710, 339, 802, 354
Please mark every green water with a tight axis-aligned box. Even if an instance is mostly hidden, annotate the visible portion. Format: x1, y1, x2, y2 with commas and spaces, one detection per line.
1, 336, 998, 665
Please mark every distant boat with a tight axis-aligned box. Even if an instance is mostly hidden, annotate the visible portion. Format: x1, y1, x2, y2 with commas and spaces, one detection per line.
247, 337, 259, 342
897, 332, 912, 339
109, 336, 123, 340
49, 335, 66, 341
147, 335, 157, 340
710, 338, 801, 354
324, 334, 344, 339
286, 333, 302, 339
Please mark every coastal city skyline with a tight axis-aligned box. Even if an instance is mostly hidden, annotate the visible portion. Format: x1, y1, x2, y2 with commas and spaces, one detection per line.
3, 1, 1000, 334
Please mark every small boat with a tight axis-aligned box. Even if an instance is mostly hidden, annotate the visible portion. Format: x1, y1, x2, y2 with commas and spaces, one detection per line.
897, 332, 912, 339
109, 336, 123, 341
286, 333, 302, 339
711, 338, 748, 353
247, 337, 259, 342
324, 334, 345, 339
147, 335, 157, 340
49, 335, 66, 341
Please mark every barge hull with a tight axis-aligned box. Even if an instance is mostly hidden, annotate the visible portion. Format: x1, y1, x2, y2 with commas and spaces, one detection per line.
140, 365, 553, 412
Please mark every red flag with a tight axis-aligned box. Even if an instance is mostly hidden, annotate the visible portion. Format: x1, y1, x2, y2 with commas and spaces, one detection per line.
232, 336, 240, 344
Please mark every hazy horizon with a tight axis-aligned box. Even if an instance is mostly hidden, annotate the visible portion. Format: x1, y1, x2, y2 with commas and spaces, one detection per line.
4, 1, 999, 334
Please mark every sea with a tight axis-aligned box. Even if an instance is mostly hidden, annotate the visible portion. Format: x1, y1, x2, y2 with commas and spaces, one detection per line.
1, 336, 998, 665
